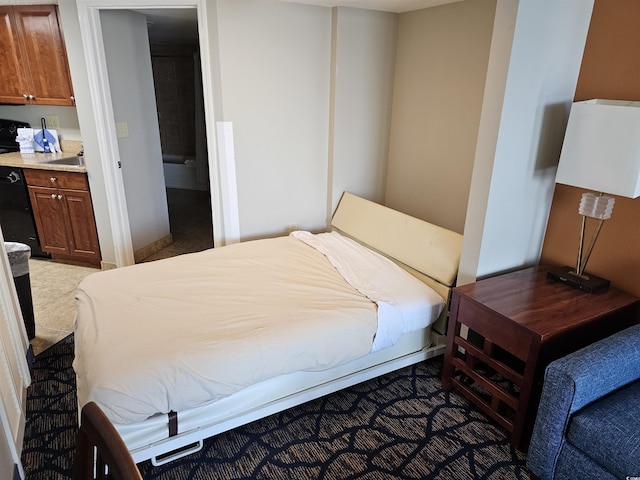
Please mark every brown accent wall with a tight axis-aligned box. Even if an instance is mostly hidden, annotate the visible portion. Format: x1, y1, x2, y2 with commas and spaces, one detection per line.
540, 0, 640, 296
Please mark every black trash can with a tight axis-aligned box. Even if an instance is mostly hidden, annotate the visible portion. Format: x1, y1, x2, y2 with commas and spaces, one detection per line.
5, 242, 35, 340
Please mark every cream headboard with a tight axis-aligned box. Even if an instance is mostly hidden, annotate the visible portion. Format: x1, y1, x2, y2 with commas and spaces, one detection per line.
331, 192, 463, 302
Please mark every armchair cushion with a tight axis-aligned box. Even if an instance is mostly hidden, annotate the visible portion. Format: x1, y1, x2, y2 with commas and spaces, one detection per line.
567, 380, 640, 479
554, 443, 617, 480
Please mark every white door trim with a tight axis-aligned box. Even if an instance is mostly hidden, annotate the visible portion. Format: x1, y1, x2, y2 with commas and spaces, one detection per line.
75, 0, 228, 267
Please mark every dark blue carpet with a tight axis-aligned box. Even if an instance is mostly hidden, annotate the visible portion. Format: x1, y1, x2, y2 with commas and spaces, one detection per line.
22, 335, 530, 479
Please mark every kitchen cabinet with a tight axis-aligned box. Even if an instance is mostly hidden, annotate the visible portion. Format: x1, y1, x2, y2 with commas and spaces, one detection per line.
24, 169, 100, 267
0, 5, 75, 106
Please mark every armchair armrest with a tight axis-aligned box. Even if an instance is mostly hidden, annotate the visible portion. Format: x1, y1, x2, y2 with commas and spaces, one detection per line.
526, 323, 640, 480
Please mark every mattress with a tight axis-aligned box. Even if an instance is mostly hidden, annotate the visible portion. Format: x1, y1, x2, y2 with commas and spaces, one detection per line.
73, 231, 444, 426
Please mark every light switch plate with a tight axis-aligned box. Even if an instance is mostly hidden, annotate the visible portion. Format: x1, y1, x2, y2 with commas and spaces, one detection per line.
115, 122, 129, 138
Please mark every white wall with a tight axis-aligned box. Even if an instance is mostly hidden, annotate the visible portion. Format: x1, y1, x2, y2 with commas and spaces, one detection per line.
214, 1, 399, 238
329, 7, 397, 215
385, 0, 496, 234
100, 10, 170, 253
459, 0, 594, 283
216, 0, 332, 238
53, 0, 401, 263
0, 105, 81, 141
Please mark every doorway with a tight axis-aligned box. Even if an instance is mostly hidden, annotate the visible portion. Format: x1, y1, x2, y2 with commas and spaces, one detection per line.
99, 7, 213, 263
138, 8, 213, 261
76, 0, 231, 268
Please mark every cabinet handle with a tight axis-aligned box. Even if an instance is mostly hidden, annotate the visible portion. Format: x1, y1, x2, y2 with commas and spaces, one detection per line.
28, 94, 35, 100
57, 194, 63, 200
50, 177, 57, 183
70, 96, 75, 102
23, 93, 29, 99
51, 194, 56, 199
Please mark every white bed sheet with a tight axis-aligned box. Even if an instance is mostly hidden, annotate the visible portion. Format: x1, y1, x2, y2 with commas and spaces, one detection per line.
292, 231, 444, 350
74, 232, 443, 425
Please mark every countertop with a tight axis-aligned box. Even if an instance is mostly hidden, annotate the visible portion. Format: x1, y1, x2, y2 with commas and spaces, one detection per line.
0, 139, 86, 173
0, 150, 86, 173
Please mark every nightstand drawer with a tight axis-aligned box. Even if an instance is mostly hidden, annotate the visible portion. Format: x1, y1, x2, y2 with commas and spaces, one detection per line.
456, 296, 532, 360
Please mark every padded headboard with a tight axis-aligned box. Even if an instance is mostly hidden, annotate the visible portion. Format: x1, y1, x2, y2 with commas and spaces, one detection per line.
331, 192, 463, 302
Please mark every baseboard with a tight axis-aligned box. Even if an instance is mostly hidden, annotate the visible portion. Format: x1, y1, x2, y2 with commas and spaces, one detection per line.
134, 234, 173, 263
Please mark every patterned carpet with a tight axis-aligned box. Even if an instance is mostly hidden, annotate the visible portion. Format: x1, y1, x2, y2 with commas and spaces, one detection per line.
22, 335, 531, 479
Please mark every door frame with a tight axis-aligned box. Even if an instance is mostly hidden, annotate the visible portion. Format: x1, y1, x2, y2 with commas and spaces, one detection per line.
75, 0, 228, 267
0, 233, 31, 480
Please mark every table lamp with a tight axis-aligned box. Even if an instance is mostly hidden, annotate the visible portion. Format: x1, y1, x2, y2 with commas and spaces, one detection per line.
547, 99, 640, 293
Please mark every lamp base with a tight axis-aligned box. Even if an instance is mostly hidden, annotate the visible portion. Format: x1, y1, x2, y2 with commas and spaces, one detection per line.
546, 266, 610, 294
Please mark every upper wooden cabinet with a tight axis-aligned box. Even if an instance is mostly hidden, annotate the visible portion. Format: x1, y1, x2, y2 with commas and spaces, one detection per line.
0, 5, 75, 106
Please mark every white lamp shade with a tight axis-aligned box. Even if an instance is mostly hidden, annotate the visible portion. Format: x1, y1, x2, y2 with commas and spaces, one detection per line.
556, 99, 640, 199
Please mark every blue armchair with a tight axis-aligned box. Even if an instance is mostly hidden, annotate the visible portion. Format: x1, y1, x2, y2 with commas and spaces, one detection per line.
526, 323, 640, 480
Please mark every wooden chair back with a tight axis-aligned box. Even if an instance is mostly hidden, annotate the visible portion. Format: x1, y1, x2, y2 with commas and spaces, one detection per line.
72, 402, 142, 480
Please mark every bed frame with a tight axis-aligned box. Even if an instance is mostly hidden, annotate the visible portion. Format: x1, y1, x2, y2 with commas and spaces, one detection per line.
114, 192, 463, 465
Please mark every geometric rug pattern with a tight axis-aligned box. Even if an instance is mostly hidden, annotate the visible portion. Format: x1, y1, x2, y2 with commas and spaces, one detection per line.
22, 334, 78, 479
22, 335, 531, 479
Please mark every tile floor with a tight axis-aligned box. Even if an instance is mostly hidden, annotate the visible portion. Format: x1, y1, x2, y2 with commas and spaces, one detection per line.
28, 187, 213, 355
28, 259, 98, 355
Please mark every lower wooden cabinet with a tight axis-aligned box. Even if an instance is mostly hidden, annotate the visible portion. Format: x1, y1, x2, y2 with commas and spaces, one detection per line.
24, 169, 101, 266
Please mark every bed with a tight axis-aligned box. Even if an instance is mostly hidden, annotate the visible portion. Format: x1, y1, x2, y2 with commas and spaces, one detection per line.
73, 192, 463, 465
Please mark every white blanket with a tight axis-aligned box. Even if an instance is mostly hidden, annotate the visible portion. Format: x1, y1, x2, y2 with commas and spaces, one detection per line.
73, 233, 443, 425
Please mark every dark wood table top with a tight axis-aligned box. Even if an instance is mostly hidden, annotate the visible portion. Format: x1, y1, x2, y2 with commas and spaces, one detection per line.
453, 265, 640, 339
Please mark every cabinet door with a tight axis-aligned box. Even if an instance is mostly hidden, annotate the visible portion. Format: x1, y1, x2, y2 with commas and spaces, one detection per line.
13, 5, 74, 106
61, 189, 101, 258
0, 7, 30, 104
27, 186, 70, 254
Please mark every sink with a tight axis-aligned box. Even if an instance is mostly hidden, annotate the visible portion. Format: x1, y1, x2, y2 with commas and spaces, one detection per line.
45, 156, 85, 166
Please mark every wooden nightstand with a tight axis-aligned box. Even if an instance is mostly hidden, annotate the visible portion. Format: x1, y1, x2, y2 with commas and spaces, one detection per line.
441, 265, 639, 450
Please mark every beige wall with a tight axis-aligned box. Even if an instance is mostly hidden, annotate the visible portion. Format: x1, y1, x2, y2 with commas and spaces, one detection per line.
216, 0, 332, 238
541, 0, 640, 297
385, 0, 496, 234
215, 0, 398, 239
329, 7, 397, 216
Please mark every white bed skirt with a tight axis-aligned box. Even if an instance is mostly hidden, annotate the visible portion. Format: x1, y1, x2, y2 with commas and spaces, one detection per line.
118, 328, 444, 464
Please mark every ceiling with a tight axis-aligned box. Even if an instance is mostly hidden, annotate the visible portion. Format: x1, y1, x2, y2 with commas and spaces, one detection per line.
140, 0, 461, 44
280, 0, 462, 13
